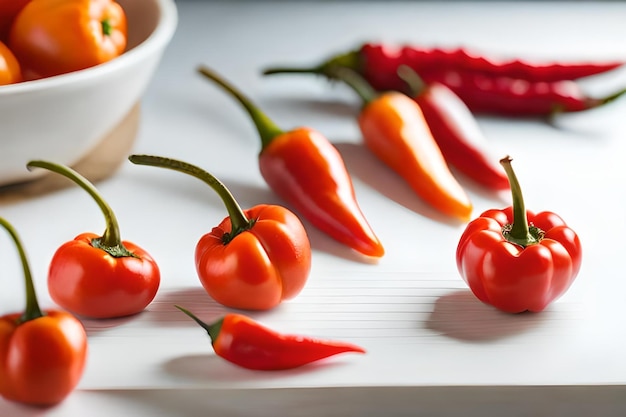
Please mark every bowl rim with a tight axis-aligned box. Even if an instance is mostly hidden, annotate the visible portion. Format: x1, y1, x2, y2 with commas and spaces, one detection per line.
0, 0, 178, 96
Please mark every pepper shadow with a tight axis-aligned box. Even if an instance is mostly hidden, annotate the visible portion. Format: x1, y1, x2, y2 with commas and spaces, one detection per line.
162, 352, 354, 384
425, 290, 546, 342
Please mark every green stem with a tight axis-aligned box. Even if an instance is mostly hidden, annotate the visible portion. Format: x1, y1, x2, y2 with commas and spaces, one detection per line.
500, 156, 543, 247
26, 160, 133, 257
101, 19, 113, 37
175, 305, 222, 345
325, 66, 378, 106
196, 66, 283, 151
262, 49, 362, 77
396, 65, 426, 96
128, 155, 253, 243
0, 216, 44, 323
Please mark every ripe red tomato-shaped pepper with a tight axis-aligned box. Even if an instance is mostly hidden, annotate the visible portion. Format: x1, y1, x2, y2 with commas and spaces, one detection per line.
9, 0, 127, 79
129, 154, 312, 311
0, 216, 88, 406
27, 160, 161, 319
0, 40, 20, 84
456, 156, 582, 313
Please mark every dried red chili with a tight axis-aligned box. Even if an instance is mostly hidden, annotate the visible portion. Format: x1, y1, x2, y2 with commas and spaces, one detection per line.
176, 305, 365, 370
196, 65, 384, 258
263, 43, 626, 116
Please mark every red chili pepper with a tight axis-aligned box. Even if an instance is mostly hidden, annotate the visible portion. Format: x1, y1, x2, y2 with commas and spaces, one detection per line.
396, 66, 509, 190
456, 156, 582, 313
128, 155, 312, 311
196, 66, 384, 258
176, 305, 365, 370
357, 43, 624, 84
329, 67, 472, 221
263, 44, 626, 116
26, 160, 161, 319
0, 216, 88, 406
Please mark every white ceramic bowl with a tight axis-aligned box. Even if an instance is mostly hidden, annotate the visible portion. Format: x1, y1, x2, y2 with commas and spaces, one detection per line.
0, 0, 177, 187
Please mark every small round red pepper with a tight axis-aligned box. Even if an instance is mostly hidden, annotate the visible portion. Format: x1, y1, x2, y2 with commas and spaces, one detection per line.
456, 156, 582, 313
27, 160, 161, 319
176, 305, 365, 370
0, 216, 88, 406
128, 155, 312, 311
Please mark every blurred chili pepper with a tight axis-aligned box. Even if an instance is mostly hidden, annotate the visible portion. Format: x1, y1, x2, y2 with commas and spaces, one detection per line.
196, 65, 384, 259
329, 66, 472, 221
176, 305, 365, 370
128, 155, 312, 311
27, 160, 161, 319
263, 44, 626, 117
456, 156, 582, 313
0, 216, 88, 406
397, 65, 509, 190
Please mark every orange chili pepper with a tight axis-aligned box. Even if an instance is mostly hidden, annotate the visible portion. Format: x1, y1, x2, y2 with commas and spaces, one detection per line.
9, 0, 127, 79
0, 216, 88, 406
331, 67, 473, 221
0, 40, 20, 85
128, 155, 312, 311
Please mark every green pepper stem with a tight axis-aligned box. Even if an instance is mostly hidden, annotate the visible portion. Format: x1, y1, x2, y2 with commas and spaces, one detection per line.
175, 305, 222, 345
0, 217, 44, 323
128, 155, 253, 242
26, 160, 123, 249
325, 66, 378, 106
500, 156, 542, 247
197, 66, 283, 151
396, 65, 426, 96
262, 49, 362, 77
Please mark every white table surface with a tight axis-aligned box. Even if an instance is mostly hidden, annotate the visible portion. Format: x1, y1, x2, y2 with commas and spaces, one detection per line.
2, 1, 626, 415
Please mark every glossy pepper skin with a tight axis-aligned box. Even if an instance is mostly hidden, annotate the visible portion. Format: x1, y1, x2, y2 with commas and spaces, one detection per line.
398, 66, 509, 191
263, 44, 626, 117
197, 66, 384, 259
0, 216, 88, 406
0, 40, 21, 85
128, 155, 312, 311
27, 160, 161, 319
330, 67, 472, 221
9, 0, 127, 79
176, 306, 365, 370
456, 156, 582, 313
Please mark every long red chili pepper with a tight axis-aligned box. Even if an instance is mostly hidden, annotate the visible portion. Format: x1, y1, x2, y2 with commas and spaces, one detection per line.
397, 66, 509, 190
26, 160, 161, 319
196, 66, 384, 258
176, 305, 365, 370
128, 154, 312, 311
357, 43, 623, 83
329, 67, 473, 221
263, 44, 626, 116
0, 216, 88, 406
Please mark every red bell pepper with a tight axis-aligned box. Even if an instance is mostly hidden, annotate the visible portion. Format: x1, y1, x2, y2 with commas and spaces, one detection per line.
27, 160, 161, 319
456, 156, 582, 313
0, 216, 88, 406
176, 306, 365, 370
128, 154, 312, 311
